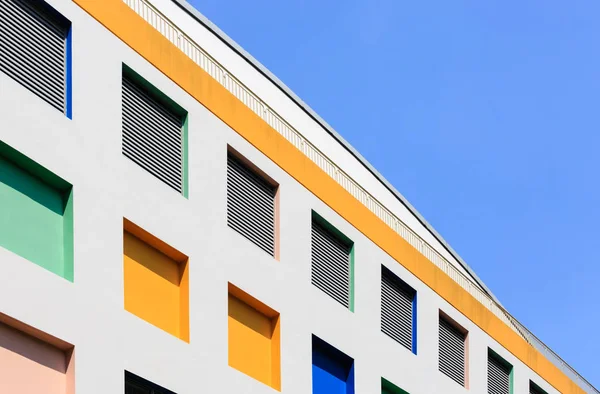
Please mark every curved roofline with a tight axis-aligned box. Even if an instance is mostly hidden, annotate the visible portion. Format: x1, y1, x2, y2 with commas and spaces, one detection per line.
171, 0, 502, 306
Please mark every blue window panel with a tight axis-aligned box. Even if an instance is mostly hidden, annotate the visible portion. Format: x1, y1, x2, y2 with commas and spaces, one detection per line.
412, 292, 417, 354
66, 25, 72, 119
312, 335, 355, 394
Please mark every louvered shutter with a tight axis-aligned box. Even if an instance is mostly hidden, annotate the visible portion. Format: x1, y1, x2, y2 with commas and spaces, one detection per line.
122, 75, 184, 193
0, 0, 69, 113
488, 353, 511, 394
226, 154, 276, 256
381, 267, 414, 351
438, 317, 466, 386
311, 220, 351, 308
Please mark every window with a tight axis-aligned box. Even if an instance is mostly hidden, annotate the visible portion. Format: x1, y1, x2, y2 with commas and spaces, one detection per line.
381, 265, 416, 353
123, 219, 189, 342
381, 377, 409, 394
0, 313, 74, 394
0, 0, 71, 116
125, 371, 175, 394
311, 212, 354, 310
226, 150, 277, 256
438, 313, 467, 387
0, 141, 74, 281
312, 335, 354, 394
228, 283, 280, 390
530, 381, 547, 394
488, 349, 513, 394
121, 65, 188, 195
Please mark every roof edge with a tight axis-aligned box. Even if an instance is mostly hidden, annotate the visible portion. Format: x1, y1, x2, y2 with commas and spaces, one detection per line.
170, 0, 502, 306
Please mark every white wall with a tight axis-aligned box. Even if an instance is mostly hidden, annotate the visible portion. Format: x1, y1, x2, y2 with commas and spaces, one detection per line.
0, 0, 558, 393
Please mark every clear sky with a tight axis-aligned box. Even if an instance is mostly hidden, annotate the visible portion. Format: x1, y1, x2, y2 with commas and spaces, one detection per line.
187, 0, 600, 387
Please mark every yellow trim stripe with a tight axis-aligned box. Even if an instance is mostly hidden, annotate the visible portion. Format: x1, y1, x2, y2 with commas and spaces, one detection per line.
73, 1, 584, 392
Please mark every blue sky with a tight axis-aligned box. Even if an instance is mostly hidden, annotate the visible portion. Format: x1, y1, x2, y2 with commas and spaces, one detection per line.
188, 0, 600, 386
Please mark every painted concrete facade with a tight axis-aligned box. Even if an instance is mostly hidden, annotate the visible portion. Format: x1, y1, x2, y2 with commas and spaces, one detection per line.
0, 0, 589, 393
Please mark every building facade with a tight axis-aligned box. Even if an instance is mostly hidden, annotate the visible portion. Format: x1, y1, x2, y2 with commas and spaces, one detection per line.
0, 0, 595, 393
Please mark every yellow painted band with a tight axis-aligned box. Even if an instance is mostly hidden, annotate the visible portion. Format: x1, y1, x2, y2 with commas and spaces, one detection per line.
72, 0, 584, 392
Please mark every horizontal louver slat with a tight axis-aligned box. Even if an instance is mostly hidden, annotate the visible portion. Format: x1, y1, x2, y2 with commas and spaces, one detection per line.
122, 75, 184, 193
488, 354, 511, 394
0, 22, 64, 71
0, 0, 67, 113
2, 0, 65, 37
438, 317, 466, 386
311, 221, 351, 308
123, 80, 183, 136
226, 154, 276, 256
381, 268, 414, 351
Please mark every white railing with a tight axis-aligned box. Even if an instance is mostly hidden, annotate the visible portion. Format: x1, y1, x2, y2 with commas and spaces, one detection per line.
122, 0, 597, 392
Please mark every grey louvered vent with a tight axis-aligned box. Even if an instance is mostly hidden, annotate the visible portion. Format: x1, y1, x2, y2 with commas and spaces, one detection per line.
381, 266, 414, 351
226, 153, 276, 256
438, 316, 466, 386
122, 75, 184, 193
488, 352, 511, 394
311, 219, 351, 308
0, 0, 69, 113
